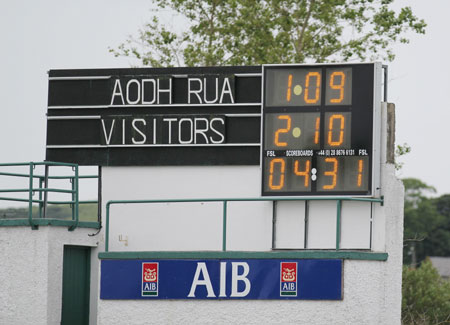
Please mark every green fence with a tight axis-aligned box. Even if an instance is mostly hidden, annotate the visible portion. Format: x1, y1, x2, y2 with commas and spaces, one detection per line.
0, 162, 99, 230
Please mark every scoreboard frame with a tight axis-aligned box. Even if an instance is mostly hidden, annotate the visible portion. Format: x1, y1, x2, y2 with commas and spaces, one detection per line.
45, 63, 383, 198
260, 63, 382, 197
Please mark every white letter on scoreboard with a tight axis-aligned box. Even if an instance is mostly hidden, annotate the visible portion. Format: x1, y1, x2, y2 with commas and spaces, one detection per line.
132, 119, 146, 144
188, 78, 203, 104
110, 79, 125, 105
231, 262, 251, 297
101, 119, 115, 145
179, 118, 193, 144
126, 79, 141, 105
209, 118, 225, 144
142, 79, 156, 105
219, 78, 234, 103
157, 78, 172, 104
188, 262, 216, 298
194, 118, 209, 144
203, 77, 218, 104
163, 118, 177, 144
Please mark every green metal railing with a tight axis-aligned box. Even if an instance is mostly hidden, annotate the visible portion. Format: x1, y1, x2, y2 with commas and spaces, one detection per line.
0, 162, 98, 230
105, 196, 383, 252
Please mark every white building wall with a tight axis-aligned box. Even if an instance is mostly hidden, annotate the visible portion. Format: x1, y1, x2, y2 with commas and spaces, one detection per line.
97, 164, 404, 325
0, 227, 49, 325
0, 226, 99, 325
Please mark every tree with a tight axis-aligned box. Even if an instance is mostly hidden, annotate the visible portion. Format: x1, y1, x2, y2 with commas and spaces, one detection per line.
402, 260, 450, 324
110, 0, 426, 67
403, 178, 450, 266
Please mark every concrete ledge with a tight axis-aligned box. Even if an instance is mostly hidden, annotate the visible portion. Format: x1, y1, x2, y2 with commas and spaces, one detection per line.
98, 250, 388, 261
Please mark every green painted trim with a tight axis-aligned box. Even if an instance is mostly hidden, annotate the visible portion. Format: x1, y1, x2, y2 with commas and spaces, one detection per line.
98, 250, 388, 261
0, 219, 100, 229
68, 165, 79, 232
0, 171, 97, 180
222, 201, 227, 252
105, 203, 110, 251
29, 163, 36, 230
0, 161, 78, 167
336, 200, 341, 250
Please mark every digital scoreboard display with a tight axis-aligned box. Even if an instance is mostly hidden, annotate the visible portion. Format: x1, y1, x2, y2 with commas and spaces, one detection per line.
261, 63, 381, 196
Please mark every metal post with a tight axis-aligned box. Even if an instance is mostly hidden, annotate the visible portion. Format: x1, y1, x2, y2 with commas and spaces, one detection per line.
38, 178, 43, 218
222, 201, 227, 252
68, 165, 79, 231
105, 202, 110, 252
304, 200, 309, 249
71, 177, 75, 221
42, 164, 49, 218
272, 200, 277, 249
28, 163, 37, 230
382, 65, 388, 102
97, 166, 102, 224
336, 200, 342, 250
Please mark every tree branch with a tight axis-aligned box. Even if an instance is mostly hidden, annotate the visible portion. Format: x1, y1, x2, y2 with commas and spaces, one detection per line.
296, 0, 315, 58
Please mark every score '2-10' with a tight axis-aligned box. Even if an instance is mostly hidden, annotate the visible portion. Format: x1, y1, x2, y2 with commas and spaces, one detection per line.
272, 113, 348, 148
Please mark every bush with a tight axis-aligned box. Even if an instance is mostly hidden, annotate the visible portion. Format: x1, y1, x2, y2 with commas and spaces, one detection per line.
402, 260, 450, 324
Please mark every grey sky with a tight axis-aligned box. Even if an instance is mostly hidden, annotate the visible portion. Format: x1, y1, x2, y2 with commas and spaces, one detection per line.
1, 0, 449, 200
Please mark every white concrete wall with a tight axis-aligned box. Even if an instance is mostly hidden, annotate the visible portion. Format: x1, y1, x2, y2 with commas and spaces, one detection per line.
0, 226, 99, 325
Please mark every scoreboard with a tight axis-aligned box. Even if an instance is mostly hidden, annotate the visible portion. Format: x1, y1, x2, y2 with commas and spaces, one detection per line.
261, 63, 382, 196
46, 63, 382, 197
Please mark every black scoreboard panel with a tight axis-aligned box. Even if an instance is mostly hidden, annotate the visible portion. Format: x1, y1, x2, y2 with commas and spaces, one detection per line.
46, 66, 261, 166
261, 63, 380, 196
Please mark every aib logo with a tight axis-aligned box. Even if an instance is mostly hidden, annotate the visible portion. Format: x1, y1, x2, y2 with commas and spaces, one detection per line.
142, 262, 158, 297
280, 262, 297, 297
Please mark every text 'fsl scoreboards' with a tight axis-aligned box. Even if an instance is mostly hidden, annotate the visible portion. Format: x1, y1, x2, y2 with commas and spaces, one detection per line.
262, 63, 381, 196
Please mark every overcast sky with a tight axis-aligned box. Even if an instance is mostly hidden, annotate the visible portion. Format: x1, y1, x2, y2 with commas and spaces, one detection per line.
1, 0, 449, 201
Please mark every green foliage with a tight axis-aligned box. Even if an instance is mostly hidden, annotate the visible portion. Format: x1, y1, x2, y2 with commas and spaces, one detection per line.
402, 260, 450, 324
403, 178, 450, 266
110, 0, 426, 67
395, 143, 411, 171
0, 204, 98, 222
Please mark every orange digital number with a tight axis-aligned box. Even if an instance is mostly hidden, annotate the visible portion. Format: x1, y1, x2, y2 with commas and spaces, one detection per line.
286, 74, 293, 102
304, 72, 321, 104
323, 157, 338, 190
294, 159, 311, 187
274, 115, 291, 147
357, 159, 363, 187
329, 71, 346, 103
269, 158, 285, 190
314, 117, 320, 144
327, 114, 345, 146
